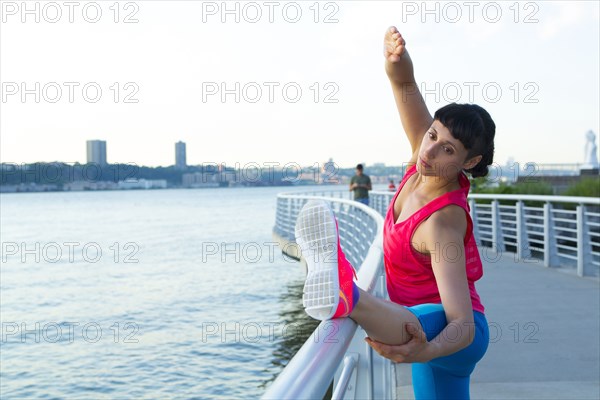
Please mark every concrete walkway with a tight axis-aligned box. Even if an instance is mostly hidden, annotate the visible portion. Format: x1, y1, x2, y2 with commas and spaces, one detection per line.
395, 251, 600, 399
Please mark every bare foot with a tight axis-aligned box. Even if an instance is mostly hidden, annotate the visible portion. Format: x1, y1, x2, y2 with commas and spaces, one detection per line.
383, 26, 407, 63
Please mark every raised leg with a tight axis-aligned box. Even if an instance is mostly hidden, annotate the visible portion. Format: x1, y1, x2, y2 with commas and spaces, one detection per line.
295, 200, 422, 345
349, 288, 421, 345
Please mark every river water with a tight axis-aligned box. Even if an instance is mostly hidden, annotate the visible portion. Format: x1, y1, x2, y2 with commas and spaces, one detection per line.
0, 185, 339, 399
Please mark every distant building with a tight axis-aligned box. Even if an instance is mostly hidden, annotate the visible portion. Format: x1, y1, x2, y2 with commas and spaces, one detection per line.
64, 180, 119, 191
118, 179, 167, 190
86, 140, 107, 166
175, 141, 187, 170
182, 172, 221, 188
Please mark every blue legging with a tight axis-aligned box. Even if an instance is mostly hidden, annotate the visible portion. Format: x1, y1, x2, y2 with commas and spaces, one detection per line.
404, 304, 489, 400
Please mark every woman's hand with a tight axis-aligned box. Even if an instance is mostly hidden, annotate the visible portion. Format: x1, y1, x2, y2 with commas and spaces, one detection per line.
382, 25, 432, 152
365, 323, 435, 363
383, 26, 407, 63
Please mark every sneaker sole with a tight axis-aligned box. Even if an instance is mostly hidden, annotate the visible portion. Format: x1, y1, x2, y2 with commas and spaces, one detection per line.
295, 200, 339, 320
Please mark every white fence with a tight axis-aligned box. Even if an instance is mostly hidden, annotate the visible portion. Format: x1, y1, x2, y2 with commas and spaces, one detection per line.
265, 194, 391, 400
264, 189, 600, 400
370, 191, 600, 277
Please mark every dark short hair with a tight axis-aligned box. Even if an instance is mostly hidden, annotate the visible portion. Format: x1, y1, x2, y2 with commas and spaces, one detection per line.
433, 103, 496, 178
356, 164, 364, 170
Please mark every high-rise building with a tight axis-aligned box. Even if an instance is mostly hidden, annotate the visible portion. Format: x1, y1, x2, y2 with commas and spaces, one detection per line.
86, 140, 107, 166
175, 141, 187, 170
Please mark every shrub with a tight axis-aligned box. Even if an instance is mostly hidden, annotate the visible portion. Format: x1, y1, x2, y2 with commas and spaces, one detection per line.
470, 179, 553, 207
563, 176, 600, 198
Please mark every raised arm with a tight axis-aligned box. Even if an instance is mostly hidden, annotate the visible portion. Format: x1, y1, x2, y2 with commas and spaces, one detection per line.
384, 27, 433, 161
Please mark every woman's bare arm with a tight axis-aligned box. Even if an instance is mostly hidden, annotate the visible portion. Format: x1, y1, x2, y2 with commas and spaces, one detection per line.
421, 206, 476, 357
357, 206, 476, 363
384, 26, 433, 162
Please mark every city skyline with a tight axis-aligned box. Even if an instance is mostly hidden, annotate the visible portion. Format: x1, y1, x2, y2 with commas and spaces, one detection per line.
1, 2, 599, 168
3, 127, 599, 170
2, 130, 598, 171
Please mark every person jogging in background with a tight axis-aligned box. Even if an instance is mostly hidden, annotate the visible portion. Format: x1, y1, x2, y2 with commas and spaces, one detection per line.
349, 164, 372, 205
295, 26, 495, 399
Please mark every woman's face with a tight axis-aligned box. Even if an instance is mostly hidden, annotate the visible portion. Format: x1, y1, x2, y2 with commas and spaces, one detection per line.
416, 120, 481, 180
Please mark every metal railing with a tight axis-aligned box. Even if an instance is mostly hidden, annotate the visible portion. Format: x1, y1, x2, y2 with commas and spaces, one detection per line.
274, 193, 379, 269
265, 194, 390, 400
370, 191, 600, 277
265, 189, 600, 400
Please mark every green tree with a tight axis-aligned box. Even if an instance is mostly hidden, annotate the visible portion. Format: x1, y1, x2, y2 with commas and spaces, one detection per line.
563, 176, 600, 198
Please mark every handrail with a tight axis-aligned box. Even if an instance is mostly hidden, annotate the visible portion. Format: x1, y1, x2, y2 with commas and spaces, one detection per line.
264, 194, 385, 400
370, 190, 600, 205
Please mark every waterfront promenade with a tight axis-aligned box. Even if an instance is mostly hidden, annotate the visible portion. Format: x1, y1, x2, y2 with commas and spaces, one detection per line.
395, 251, 600, 399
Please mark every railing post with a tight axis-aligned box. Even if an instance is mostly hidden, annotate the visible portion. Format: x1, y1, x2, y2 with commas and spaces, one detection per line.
390, 363, 398, 400
543, 202, 558, 268
275, 197, 282, 237
516, 201, 531, 262
576, 204, 591, 277
372, 193, 379, 215
287, 197, 293, 240
491, 200, 504, 253
331, 353, 359, 400
366, 341, 373, 400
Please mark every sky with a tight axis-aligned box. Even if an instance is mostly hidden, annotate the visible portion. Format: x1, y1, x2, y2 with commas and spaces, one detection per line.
1, 0, 599, 169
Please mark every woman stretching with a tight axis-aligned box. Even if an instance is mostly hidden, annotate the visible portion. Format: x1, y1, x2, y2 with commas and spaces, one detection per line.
295, 26, 495, 399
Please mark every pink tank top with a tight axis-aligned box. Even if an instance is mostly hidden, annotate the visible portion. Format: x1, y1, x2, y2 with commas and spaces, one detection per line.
383, 164, 485, 313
